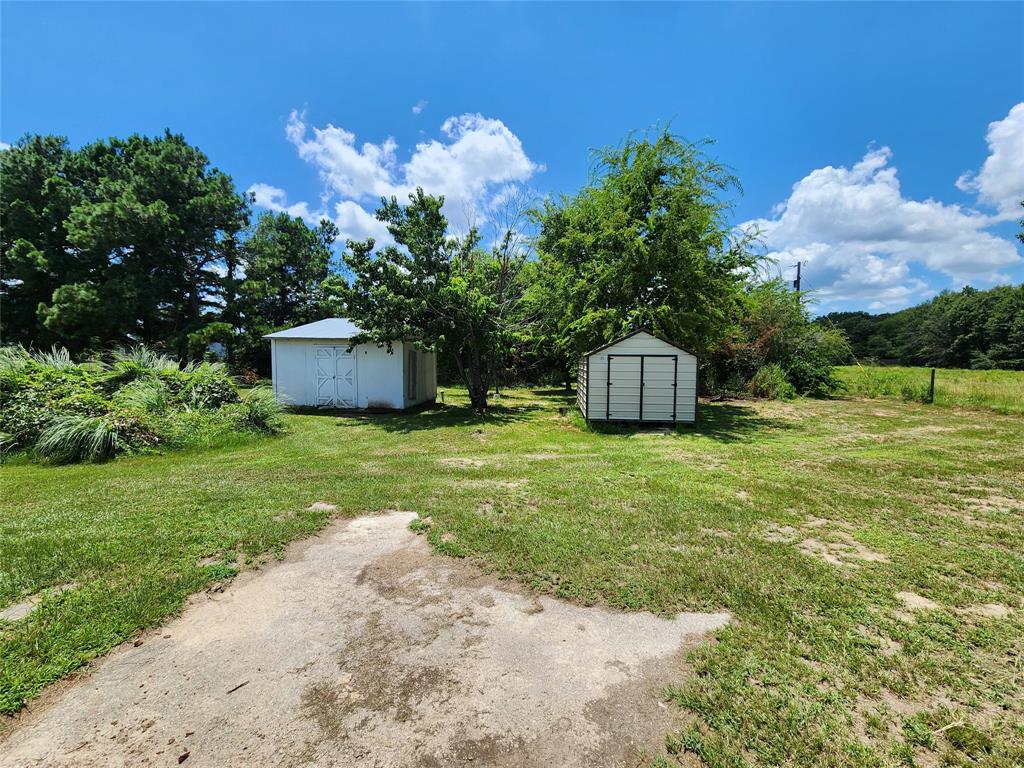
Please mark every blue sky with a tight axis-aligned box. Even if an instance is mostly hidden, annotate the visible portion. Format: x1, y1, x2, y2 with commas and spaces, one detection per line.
3, 2, 1022, 314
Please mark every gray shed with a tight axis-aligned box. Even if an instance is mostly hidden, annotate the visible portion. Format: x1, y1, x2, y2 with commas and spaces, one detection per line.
577, 329, 698, 423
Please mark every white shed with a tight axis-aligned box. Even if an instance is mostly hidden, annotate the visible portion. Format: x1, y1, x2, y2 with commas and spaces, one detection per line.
577, 329, 698, 424
265, 318, 437, 410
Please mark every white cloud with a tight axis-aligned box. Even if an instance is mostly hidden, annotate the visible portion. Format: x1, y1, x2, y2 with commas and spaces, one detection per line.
286, 112, 400, 201
332, 200, 392, 244
0, 141, 10, 151
411, 99, 428, 115
250, 109, 542, 244
742, 145, 1021, 311
248, 182, 325, 225
956, 102, 1024, 220
247, 182, 392, 245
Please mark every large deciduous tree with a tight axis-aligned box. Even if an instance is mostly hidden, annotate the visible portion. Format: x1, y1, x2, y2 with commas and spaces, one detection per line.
342, 189, 529, 410
531, 130, 758, 380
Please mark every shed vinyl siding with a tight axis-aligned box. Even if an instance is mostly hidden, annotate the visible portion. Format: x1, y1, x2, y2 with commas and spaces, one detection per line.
584, 331, 697, 423
576, 355, 589, 417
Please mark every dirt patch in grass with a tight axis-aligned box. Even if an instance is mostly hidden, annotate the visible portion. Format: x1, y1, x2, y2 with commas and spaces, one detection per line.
700, 528, 735, 540
896, 591, 940, 612
957, 603, 1011, 619
307, 501, 338, 512
799, 531, 889, 567
758, 519, 889, 568
0, 512, 730, 767
437, 457, 489, 469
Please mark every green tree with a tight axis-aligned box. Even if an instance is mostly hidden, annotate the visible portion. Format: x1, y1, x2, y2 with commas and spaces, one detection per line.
0, 136, 81, 347
1, 132, 249, 356
711, 280, 850, 396
342, 189, 528, 410
532, 129, 758, 380
818, 283, 1024, 371
232, 211, 339, 372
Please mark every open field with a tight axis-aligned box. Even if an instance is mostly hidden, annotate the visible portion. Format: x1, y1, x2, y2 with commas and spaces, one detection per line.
2, 390, 1023, 766
837, 365, 1024, 414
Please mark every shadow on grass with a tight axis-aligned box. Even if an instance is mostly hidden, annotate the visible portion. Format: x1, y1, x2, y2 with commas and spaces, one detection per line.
290, 401, 544, 433
693, 403, 793, 441
583, 402, 792, 442
529, 387, 577, 398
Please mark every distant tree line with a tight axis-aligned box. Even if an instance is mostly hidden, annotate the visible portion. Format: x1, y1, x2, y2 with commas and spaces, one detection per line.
3, 129, 867, 408
819, 284, 1024, 370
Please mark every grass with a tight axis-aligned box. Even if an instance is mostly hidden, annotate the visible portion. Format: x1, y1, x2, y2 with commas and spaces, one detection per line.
837, 364, 1024, 414
2, 388, 1023, 766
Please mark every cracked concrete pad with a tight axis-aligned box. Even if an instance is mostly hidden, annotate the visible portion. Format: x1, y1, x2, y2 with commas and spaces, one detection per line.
0, 512, 730, 768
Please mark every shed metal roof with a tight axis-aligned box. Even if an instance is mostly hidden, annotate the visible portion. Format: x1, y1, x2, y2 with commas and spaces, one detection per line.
263, 318, 363, 340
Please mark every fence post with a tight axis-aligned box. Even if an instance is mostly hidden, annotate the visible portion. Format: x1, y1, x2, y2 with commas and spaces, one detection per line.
928, 368, 936, 404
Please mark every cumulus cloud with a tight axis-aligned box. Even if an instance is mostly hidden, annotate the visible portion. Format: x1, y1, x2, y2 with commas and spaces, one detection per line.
247, 182, 392, 245
251, 110, 541, 244
741, 145, 1021, 311
956, 102, 1024, 220
411, 99, 428, 115
248, 182, 326, 225
0, 141, 10, 151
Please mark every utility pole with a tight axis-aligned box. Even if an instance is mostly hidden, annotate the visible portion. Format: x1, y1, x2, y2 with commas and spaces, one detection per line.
792, 261, 802, 292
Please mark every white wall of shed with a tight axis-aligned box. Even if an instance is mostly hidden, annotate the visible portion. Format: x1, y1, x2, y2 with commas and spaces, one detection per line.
401, 343, 438, 408
585, 332, 697, 422
270, 338, 410, 409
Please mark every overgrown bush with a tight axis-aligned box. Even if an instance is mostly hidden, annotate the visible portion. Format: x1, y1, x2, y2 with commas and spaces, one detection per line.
0, 344, 282, 463
747, 364, 796, 399
708, 280, 850, 399
237, 386, 284, 433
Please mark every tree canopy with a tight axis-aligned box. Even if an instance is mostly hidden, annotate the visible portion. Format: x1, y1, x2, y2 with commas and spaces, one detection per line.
2, 132, 249, 356
529, 130, 759, 382
342, 189, 529, 409
3, 128, 1020, 401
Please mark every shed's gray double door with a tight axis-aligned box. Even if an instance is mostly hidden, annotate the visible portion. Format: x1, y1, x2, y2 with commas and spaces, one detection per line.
606, 354, 678, 421
314, 346, 355, 407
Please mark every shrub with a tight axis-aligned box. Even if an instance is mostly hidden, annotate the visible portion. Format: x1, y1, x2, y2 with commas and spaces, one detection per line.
31, 346, 78, 370
0, 387, 51, 448
237, 386, 284, 433
169, 363, 238, 409
35, 414, 124, 464
114, 378, 171, 413
747, 364, 796, 399
2, 344, 271, 463
0, 345, 32, 377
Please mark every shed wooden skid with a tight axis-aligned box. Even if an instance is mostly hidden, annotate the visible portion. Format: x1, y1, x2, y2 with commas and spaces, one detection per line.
578, 330, 698, 424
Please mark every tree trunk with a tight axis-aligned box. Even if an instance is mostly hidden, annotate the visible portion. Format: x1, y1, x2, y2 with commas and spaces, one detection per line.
466, 378, 489, 411
564, 368, 572, 392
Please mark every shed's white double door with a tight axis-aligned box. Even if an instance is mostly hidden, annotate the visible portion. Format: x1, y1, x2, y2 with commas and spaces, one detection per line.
314, 346, 356, 408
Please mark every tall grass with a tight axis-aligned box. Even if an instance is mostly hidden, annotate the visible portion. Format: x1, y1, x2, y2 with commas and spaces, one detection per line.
34, 414, 121, 463
836, 365, 1024, 413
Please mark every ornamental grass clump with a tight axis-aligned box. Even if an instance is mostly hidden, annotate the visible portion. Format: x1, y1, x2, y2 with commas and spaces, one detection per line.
0, 344, 283, 463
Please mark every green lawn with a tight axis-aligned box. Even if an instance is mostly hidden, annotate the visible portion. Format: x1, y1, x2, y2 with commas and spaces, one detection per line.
2, 389, 1023, 766
837, 364, 1024, 414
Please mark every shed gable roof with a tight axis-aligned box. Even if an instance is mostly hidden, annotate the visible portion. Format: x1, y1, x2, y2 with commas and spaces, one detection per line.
263, 318, 363, 340
584, 328, 697, 358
